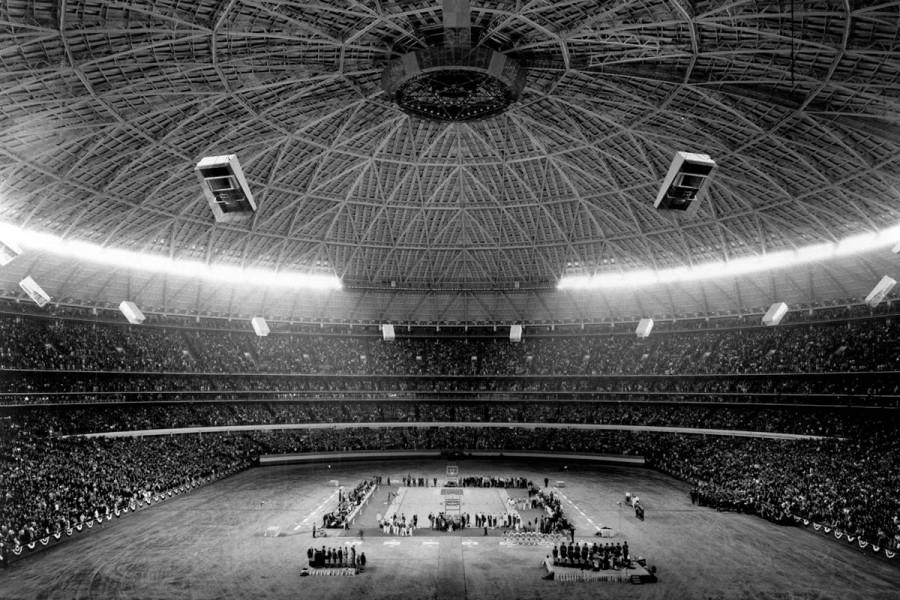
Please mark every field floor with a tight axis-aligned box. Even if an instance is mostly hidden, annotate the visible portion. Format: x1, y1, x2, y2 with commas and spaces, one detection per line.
1, 458, 898, 600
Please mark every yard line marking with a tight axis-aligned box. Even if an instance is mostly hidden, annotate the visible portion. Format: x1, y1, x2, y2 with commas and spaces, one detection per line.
421, 540, 439, 546
296, 490, 340, 531
556, 491, 602, 530
461, 540, 479, 546
383, 540, 401, 546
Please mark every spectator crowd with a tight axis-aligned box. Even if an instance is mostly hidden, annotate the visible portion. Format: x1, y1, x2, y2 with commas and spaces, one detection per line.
1, 303, 899, 563
2, 310, 899, 379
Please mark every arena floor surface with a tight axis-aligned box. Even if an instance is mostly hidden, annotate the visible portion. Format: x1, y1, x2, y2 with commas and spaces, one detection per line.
1, 458, 898, 600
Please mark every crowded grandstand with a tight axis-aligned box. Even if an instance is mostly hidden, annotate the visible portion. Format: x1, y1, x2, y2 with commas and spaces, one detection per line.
2, 301, 899, 564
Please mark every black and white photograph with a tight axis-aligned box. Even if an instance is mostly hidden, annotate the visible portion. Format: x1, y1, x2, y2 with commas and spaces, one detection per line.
0, 1, 898, 599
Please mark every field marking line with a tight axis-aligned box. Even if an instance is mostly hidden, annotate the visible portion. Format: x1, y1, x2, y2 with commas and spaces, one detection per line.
556, 490, 602, 531
294, 490, 339, 531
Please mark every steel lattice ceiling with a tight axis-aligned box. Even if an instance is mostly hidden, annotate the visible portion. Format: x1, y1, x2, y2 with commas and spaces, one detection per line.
0, 0, 899, 324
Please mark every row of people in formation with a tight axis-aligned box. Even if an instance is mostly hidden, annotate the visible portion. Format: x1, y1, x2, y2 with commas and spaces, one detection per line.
552, 540, 630, 569
306, 545, 366, 569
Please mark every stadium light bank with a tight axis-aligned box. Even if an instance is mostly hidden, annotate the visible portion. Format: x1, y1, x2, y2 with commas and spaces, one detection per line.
558, 225, 900, 291
0, 222, 342, 292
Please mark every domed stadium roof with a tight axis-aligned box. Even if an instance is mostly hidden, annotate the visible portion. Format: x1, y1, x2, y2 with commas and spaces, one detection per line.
0, 0, 898, 324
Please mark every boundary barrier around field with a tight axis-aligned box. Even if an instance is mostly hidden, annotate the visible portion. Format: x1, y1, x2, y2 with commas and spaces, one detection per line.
258, 449, 646, 466
1, 464, 248, 567
72, 422, 829, 440
789, 515, 897, 562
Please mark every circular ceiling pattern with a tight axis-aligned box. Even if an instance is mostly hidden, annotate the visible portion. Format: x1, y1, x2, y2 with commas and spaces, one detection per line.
0, 0, 898, 301
383, 47, 527, 122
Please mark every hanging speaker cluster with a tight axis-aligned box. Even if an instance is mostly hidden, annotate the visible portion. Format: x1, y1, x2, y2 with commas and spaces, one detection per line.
762, 302, 789, 326
635, 318, 654, 338
251, 317, 271, 337
865, 276, 896, 308
195, 154, 257, 222
18, 276, 50, 307
119, 301, 146, 325
382, 0, 525, 122
0, 232, 22, 266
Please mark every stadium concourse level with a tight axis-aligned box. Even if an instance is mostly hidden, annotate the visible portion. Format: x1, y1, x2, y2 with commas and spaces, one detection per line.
1, 401, 895, 437
5, 371, 900, 404
1, 305, 900, 405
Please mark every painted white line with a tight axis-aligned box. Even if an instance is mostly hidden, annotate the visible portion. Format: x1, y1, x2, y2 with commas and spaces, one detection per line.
556, 491, 603, 530
383, 540, 400, 546
421, 540, 438, 546
294, 490, 340, 532
461, 540, 479, 546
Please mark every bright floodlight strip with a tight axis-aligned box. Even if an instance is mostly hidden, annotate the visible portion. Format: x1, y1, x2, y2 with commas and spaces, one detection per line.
0, 223, 342, 291
558, 224, 900, 291
3, 222, 898, 293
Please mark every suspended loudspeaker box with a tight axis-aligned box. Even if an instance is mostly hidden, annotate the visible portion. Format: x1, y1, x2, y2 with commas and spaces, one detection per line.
762, 302, 789, 326
865, 275, 896, 308
382, 324, 395, 341
251, 316, 270, 337
654, 152, 717, 217
195, 155, 257, 223
0, 233, 23, 266
635, 318, 654, 338
19, 276, 50, 307
510, 324, 523, 342
119, 300, 146, 325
